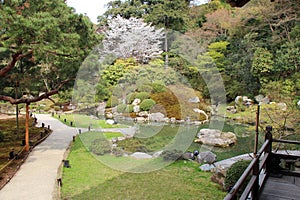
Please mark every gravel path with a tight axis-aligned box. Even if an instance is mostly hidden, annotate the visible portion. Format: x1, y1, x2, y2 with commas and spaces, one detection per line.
0, 114, 81, 200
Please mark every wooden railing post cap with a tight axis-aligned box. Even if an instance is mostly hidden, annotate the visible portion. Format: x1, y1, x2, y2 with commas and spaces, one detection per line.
266, 126, 272, 132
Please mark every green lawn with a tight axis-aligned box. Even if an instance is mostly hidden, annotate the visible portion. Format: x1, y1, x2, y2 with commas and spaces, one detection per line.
53, 113, 127, 129
61, 137, 226, 200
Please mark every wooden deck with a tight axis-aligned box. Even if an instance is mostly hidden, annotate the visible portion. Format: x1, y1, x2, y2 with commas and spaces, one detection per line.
224, 126, 300, 200
260, 174, 300, 200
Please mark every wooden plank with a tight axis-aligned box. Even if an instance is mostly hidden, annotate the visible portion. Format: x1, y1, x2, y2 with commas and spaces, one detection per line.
260, 175, 300, 199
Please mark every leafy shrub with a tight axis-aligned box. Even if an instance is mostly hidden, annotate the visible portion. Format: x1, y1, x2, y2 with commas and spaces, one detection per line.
106, 96, 119, 108
89, 138, 111, 155
135, 92, 150, 102
138, 84, 153, 93
152, 80, 166, 93
117, 104, 127, 113
224, 160, 251, 192
0, 131, 4, 142
140, 99, 156, 111
126, 104, 134, 113
161, 149, 183, 161
126, 93, 136, 104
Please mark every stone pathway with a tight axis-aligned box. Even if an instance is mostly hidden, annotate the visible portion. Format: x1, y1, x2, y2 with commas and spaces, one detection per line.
0, 114, 81, 200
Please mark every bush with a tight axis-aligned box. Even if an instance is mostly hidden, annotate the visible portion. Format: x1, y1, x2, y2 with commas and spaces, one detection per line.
224, 160, 251, 192
126, 104, 134, 113
135, 92, 150, 102
106, 96, 119, 108
137, 84, 153, 93
161, 149, 183, 161
140, 99, 156, 111
152, 80, 166, 93
89, 138, 111, 155
0, 131, 4, 142
117, 104, 127, 113
126, 93, 136, 104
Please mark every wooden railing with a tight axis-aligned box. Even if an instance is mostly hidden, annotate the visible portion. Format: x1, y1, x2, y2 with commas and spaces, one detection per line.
224, 126, 300, 200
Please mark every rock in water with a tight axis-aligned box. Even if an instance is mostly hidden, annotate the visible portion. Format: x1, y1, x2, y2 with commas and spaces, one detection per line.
194, 129, 237, 147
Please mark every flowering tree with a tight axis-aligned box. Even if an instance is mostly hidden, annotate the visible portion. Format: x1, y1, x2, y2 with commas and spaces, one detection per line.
102, 15, 164, 63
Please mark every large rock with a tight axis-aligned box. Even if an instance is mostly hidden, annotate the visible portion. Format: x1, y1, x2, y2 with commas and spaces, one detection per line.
197, 151, 217, 165
149, 112, 165, 122
195, 129, 237, 147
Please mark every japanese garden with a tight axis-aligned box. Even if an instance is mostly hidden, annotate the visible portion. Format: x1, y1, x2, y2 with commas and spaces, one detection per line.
0, 0, 299, 199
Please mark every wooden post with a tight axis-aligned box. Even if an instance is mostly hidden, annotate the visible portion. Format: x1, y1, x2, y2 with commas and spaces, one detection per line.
252, 159, 259, 200
254, 105, 260, 157
265, 126, 273, 152
25, 103, 30, 151
265, 126, 273, 174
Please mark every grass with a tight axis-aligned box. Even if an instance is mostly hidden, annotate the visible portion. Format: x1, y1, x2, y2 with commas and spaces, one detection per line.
61, 137, 226, 200
53, 113, 128, 129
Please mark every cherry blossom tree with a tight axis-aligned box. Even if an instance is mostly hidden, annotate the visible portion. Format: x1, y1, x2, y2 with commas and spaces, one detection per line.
102, 15, 164, 63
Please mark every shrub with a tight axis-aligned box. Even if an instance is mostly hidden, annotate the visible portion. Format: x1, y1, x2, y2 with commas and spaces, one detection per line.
106, 96, 119, 108
137, 84, 153, 93
117, 104, 127, 113
224, 160, 251, 192
152, 80, 166, 93
161, 149, 183, 161
135, 92, 150, 102
126, 93, 136, 104
126, 104, 134, 113
89, 138, 111, 155
0, 131, 4, 142
140, 99, 156, 111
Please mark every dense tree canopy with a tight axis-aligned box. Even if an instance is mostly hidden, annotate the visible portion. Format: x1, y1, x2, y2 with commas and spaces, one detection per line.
0, 0, 98, 104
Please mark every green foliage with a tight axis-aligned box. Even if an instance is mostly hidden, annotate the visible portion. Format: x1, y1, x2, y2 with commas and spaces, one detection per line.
117, 104, 133, 113
89, 138, 111, 155
106, 96, 119, 108
149, 59, 164, 68
126, 93, 137, 104
135, 92, 151, 102
136, 78, 153, 92
152, 80, 166, 93
224, 160, 251, 192
0, 0, 98, 105
207, 41, 229, 71
252, 47, 274, 84
117, 104, 127, 113
139, 99, 156, 111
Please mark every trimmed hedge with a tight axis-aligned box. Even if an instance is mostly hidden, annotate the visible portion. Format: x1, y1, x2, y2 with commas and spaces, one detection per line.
140, 99, 156, 111
224, 160, 251, 192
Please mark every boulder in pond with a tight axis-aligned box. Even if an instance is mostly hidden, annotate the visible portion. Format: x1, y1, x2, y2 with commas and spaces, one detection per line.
194, 129, 237, 147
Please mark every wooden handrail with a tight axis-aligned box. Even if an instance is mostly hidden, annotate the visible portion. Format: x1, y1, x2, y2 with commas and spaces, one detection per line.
273, 139, 300, 145
224, 139, 271, 200
224, 126, 300, 200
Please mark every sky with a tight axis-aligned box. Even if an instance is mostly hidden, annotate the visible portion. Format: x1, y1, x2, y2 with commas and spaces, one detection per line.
66, 0, 111, 24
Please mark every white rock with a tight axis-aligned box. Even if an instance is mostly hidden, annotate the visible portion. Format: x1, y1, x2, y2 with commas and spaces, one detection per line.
130, 152, 152, 159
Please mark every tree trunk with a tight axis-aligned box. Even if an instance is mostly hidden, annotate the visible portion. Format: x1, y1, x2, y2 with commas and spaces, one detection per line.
25, 103, 30, 151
